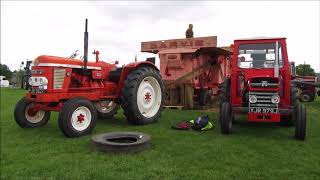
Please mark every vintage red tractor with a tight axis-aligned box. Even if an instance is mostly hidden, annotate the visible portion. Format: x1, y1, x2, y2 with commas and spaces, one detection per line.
219, 37, 307, 140
14, 20, 165, 137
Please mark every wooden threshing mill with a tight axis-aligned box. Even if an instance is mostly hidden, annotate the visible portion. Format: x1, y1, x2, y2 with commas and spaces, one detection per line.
141, 36, 232, 109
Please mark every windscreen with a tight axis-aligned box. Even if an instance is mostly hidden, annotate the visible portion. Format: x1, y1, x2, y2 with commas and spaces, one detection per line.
237, 43, 283, 68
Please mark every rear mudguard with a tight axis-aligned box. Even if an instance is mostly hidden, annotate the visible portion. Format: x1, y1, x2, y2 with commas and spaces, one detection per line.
116, 61, 159, 96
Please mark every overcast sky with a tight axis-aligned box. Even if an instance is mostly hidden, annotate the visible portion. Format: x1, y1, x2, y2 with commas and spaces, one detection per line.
1, 1, 319, 72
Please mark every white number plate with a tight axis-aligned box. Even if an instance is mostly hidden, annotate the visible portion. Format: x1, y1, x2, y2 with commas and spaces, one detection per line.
249, 108, 278, 114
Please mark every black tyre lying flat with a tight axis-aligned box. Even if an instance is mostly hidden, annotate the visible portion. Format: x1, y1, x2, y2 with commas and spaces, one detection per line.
58, 98, 97, 138
295, 104, 306, 140
220, 102, 232, 134
92, 132, 151, 153
14, 97, 50, 128
121, 66, 165, 125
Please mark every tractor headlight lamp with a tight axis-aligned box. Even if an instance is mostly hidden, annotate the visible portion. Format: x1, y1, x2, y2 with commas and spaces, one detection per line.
39, 78, 44, 85
28, 77, 33, 85
249, 95, 257, 103
271, 95, 280, 104
28, 77, 48, 86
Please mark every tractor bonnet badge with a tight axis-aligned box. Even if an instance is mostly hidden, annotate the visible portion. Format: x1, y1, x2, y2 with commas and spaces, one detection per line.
261, 81, 268, 87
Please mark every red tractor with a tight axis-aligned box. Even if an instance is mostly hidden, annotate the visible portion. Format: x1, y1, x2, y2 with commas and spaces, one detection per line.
14, 19, 165, 137
219, 37, 306, 140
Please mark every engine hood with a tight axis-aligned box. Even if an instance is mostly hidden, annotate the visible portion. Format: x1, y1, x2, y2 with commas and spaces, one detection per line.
33, 55, 112, 70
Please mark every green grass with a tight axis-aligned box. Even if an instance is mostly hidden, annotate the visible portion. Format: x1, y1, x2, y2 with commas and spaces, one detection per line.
1, 88, 320, 179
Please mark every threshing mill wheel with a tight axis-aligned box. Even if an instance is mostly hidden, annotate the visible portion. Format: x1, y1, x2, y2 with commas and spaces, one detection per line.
58, 97, 97, 137
14, 97, 51, 128
294, 104, 306, 141
198, 88, 211, 106
121, 66, 165, 125
95, 100, 119, 119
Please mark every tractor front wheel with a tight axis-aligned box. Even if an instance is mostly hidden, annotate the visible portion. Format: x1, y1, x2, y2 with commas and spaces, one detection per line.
294, 104, 306, 140
121, 66, 165, 125
14, 97, 50, 128
58, 98, 97, 137
220, 102, 232, 134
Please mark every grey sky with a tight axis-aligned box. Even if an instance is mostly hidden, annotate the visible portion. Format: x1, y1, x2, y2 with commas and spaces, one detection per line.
1, 1, 319, 72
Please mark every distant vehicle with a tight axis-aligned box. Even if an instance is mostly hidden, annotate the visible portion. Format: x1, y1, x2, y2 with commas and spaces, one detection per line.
0, 76, 10, 87
21, 60, 33, 90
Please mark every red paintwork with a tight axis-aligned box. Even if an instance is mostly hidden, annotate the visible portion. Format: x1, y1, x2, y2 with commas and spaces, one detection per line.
77, 114, 85, 123
231, 38, 292, 122
293, 75, 318, 94
26, 54, 158, 112
248, 112, 280, 122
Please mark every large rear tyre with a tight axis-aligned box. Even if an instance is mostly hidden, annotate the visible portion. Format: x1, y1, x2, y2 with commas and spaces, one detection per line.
14, 97, 50, 128
280, 84, 299, 126
95, 100, 119, 119
58, 98, 97, 138
220, 102, 232, 134
218, 78, 230, 124
121, 66, 165, 125
294, 104, 306, 140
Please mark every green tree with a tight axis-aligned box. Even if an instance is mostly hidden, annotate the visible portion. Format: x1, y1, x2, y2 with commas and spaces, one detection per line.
296, 64, 315, 76
0, 64, 13, 80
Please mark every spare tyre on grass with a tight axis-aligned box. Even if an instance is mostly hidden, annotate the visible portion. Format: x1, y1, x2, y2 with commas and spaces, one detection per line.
91, 132, 151, 153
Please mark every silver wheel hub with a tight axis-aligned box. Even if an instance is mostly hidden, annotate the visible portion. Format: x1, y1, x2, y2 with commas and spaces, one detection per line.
137, 76, 161, 118
71, 106, 92, 131
95, 100, 117, 113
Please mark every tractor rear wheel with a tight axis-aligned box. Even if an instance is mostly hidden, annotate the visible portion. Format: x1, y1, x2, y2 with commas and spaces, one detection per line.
58, 98, 97, 137
14, 97, 50, 128
95, 100, 119, 119
294, 104, 306, 140
121, 66, 165, 125
220, 102, 232, 134
280, 84, 299, 126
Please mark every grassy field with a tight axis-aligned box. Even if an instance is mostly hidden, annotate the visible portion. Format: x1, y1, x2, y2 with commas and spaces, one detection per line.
1, 88, 320, 179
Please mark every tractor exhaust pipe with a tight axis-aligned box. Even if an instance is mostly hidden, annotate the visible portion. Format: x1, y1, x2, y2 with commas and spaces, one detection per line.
83, 19, 88, 70
274, 41, 279, 78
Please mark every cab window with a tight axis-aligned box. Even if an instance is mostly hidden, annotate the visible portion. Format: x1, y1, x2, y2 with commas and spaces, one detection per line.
237, 43, 283, 68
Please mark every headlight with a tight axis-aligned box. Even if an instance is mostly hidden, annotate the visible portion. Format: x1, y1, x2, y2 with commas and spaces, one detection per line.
39, 78, 44, 85
28, 77, 32, 85
28, 77, 48, 86
249, 95, 257, 103
271, 95, 280, 104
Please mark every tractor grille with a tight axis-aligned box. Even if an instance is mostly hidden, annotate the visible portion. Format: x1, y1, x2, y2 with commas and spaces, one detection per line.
249, 91, 278, 113
250, 77, 278, 88
53, 68, 65, 89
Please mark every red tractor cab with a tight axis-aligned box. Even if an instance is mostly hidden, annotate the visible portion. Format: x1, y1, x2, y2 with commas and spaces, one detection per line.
14, 20, 165, 137
219, 37, 306, 140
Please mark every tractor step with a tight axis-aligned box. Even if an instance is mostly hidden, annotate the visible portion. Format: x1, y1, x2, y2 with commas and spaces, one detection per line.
164, 106, 184, 110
